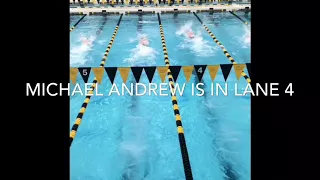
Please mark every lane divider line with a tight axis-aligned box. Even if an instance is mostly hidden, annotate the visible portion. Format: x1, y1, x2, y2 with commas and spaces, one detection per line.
70, 14, 87, 32
95, 15, 108, 35
243, 15, 251, 22
157, 13, 194, 180
70, 14, 123, 147
193, 12, 251, 83
229, 11, 249, 25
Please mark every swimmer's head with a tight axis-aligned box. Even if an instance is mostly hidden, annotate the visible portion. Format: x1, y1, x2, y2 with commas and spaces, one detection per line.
140, 38, 149, 46
188, 31, 194, 39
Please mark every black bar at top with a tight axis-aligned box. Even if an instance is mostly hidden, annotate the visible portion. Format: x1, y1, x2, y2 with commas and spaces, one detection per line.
157, 13, 162, 25
229, 11, 247, 24
193, 12, 203, 24
73, 14, 87, 27
117, 14, 123, 26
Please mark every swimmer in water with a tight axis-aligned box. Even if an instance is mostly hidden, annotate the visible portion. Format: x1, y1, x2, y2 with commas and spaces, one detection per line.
80, 36, 92, 46
188, 31, 195, 39
185, 30, 195, 39
245, 35, 251, 43
140, 37, 149, 46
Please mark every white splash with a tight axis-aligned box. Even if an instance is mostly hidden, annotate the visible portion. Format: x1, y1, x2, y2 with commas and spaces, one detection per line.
242, 25, 251, 47
176, 22, 218, 57
124, 33, 158, 66
138, 21, 157, 24
70, 33, 97, 66
176, 21, 193, 37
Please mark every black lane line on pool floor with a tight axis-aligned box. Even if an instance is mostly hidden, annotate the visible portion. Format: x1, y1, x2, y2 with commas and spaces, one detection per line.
70, 14, 123, 147
193, 12, 251, 83
228, 11, 249, 25
157, 13, 194, 180
70, 14, 87, 32
127, 14, 144, 111
243, 15, 251, 22
176, 12, 225, 176
121, 15, 151, 180
95, 14, 108, 35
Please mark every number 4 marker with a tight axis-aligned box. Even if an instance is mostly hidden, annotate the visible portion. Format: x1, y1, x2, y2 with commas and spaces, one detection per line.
285, 83, 294, 96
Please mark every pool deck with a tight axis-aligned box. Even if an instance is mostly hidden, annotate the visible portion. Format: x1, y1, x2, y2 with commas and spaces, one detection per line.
70, 4, 251, 14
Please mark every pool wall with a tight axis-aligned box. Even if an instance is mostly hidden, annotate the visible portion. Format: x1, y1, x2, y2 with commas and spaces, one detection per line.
70, 3, 251, 14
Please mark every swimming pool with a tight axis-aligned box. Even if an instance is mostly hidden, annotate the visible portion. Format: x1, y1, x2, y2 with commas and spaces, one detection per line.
70, 11, 250, 180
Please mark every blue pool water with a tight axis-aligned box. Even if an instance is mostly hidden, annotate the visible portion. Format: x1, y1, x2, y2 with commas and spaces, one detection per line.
70, 12, 250, 180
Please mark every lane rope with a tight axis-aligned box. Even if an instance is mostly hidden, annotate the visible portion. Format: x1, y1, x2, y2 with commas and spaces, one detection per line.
70, 14, 87, 32
70, 14, 123, 147
157, 13, 194, 180
228, 11, 249, 25
193, 12, 251, 83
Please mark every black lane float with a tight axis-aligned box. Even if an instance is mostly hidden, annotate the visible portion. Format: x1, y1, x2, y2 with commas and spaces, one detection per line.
70, 14, 87, 32
157, 13, 194, 180
229, 11, 249, 25
193, 12, 251, 83
70, 14, 123, 147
